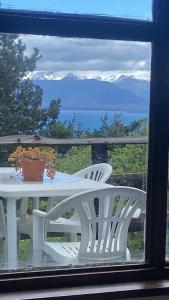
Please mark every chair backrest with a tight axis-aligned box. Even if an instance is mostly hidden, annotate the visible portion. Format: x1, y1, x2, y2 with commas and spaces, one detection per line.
0, 200, 6, 239
73, 163, 112, 183
47, 186, 146, 263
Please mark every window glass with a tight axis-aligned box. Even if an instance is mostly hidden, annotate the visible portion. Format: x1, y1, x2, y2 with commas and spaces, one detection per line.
0, 0, 152, 21
0, 33, 150, 271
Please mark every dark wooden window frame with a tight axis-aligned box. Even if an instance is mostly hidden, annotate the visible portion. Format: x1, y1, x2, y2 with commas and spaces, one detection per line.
1, 0, 169, 297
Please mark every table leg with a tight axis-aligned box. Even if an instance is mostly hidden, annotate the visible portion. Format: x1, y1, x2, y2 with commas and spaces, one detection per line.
6, 198, 17, 268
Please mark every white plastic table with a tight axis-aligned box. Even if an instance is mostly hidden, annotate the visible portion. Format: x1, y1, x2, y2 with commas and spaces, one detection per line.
0, 167, 110, 268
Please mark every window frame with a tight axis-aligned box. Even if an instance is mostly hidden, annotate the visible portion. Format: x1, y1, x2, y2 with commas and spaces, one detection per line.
0, 0, 169, 293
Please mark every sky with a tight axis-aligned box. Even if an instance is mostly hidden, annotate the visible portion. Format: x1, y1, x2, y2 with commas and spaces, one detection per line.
1, 1, 152, 81
1, 0, 152, 20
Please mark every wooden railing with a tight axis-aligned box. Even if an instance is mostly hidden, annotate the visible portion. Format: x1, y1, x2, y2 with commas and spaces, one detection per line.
0, 135, 148, 164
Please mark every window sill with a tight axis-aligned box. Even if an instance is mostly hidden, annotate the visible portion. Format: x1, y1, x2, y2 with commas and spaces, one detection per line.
2, 279, 169, 300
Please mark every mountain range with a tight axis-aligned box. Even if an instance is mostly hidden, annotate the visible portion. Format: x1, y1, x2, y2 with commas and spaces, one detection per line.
33, 74, 150, 113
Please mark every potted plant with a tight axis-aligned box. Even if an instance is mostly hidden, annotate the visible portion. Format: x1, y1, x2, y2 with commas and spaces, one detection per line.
8, 146, 56, 181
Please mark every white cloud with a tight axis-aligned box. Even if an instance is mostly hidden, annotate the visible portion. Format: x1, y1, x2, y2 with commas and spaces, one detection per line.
21, 34, 151, 80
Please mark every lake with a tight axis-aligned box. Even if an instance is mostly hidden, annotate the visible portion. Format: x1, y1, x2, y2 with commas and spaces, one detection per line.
59, 110, 148, 131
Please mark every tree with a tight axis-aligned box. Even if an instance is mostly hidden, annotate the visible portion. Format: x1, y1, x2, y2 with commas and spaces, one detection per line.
0, 33, 61, 136
44, 121, 75, 138
93, 113, 127, 137
126, 118, 148, 136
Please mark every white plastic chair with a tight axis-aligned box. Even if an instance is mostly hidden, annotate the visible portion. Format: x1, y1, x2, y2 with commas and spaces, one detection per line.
73, 163, 112, 183
46, 163, 113, 238
33, 186, 146, 266
17, 163, 113, 242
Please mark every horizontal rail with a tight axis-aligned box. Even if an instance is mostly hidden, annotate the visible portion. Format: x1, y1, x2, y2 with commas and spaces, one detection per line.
0, 135, 148, 146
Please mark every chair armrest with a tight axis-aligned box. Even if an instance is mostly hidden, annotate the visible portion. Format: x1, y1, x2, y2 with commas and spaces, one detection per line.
33, 209, 47, 218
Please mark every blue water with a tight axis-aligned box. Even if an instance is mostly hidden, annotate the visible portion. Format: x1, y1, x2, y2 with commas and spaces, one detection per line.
59, 110, 148, 131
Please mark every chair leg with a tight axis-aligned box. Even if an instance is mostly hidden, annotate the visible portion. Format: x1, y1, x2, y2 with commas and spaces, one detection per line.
126, 248, 131, 261
29, 237, 33, 257
0, 238, 7, 265
17, 233, 21, 256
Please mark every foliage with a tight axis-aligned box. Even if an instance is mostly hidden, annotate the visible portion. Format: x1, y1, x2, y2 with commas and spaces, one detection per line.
126, 118, 149, 136
108, 144, 148, 174
43, 120, 75, 138
53, 143, 147, 176
0, 33, 61, 136
92, 113, 127, 137
0, 147, 11, 166
56, 146, 91, 174
19, 240, 31, 260
9, 146, 55, 161
128, 232, 144, 250
51, 116, 148, 180
90, 113, 148, 138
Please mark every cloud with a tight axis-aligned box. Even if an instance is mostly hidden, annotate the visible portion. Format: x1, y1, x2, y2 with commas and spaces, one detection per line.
21, 34, 151, 80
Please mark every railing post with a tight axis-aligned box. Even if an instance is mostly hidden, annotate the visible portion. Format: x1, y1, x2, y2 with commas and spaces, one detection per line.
91, 144, 108, 164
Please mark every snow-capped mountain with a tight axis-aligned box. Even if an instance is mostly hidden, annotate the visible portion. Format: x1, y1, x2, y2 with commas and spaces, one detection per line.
115, 75, 150, 102
33, 74, 150, 113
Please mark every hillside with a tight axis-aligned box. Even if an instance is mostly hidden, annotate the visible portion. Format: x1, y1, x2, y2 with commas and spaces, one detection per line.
34, 75, 149, 113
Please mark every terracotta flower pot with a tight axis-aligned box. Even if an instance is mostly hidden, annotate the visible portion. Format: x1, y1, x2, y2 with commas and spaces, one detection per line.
21, 159, 46, 181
